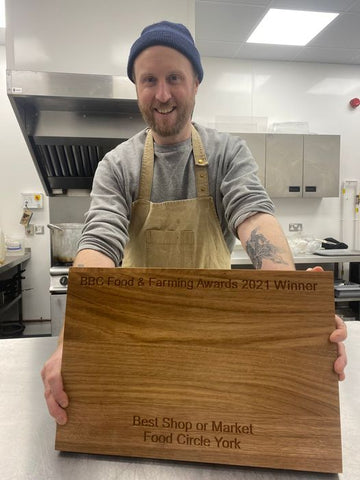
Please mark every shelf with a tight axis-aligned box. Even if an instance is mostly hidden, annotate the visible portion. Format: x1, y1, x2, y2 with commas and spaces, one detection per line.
0, 250, 31, 335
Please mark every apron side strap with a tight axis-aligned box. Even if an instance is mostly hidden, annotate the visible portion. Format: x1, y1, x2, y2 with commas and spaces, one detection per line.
138, 129, 154, 201
191, 125, 210, 197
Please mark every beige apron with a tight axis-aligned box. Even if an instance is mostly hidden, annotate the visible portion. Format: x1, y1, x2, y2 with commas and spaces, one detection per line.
122, 125, 230, 269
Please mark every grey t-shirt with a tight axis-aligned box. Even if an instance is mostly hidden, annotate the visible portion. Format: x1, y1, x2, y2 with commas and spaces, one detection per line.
78, 122, 275, 266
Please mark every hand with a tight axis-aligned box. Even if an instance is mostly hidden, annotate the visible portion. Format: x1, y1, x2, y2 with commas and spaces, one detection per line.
41, 345, 69, 425
330, 314, 347, 381
307, 266, 347, 381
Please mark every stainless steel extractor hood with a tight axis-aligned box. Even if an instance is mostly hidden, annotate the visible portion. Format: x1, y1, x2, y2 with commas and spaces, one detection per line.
7, 70, 145, 196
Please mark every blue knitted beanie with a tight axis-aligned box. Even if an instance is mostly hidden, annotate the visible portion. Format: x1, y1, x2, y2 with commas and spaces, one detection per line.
127, 21, 203, 83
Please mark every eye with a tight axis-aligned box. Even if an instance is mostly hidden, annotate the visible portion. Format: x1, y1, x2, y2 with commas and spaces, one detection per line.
142, 75, 156, 85
168, 73, 182, 83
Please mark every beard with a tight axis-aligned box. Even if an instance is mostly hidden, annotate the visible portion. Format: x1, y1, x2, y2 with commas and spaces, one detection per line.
138, 96, 195, 140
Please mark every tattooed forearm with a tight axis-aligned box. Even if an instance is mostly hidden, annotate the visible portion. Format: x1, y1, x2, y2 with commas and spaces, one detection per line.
245, 228, 289, 269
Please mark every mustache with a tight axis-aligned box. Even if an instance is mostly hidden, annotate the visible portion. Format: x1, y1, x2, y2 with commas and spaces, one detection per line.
152, 102, 176, 109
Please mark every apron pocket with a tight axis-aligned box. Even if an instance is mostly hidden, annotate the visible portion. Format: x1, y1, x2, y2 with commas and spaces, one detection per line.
145, 230, 195, 268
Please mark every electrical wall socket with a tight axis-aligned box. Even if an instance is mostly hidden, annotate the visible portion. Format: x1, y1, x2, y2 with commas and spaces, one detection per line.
289, 223, 303, 232
34, 225, 45, 235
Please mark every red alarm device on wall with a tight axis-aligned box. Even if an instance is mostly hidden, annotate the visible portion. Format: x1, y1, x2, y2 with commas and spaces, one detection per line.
349, 97, 360, 108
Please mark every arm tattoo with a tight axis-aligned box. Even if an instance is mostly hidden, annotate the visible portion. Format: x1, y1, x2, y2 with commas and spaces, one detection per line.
245, 228, 289, 269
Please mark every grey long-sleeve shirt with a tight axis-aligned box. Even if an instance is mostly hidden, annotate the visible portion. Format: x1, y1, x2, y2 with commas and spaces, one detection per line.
78, 122, 275, 266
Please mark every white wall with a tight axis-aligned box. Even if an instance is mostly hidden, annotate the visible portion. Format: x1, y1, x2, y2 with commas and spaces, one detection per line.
6, 0, 195, 75
194, 57, 360, 247
0, 46, 51, 320
1, 50, 360, 320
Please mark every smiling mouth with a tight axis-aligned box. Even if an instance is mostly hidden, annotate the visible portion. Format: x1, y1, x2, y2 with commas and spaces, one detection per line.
154, 106, 176, 115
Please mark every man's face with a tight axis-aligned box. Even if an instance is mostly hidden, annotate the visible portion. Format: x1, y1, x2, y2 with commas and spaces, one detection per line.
134, 46, 199, 145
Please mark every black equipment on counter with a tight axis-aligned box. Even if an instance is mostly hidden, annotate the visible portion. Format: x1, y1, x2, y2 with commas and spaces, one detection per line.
322, 237, 348, 250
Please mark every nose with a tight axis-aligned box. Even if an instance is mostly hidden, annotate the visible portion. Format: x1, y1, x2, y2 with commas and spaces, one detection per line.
155, 79, 172, 103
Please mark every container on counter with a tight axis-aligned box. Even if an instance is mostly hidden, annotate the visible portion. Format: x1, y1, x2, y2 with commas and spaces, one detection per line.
5, 235, 25, 256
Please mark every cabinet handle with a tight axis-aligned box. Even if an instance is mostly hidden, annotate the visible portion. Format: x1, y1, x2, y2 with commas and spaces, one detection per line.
288, 186, 301, 192
305, 186, 317, 192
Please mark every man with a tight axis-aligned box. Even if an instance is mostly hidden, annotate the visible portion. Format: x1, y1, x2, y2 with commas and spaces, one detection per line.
41, 21, 347, 426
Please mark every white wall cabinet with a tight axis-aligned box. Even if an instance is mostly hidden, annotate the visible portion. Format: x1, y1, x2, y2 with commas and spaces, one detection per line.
265, 134, 304, 197
239, 133, 340, 198
303, 135, 340, 198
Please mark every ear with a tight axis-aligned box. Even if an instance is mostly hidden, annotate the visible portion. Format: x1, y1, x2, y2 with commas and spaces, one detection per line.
194, 77, 200, 94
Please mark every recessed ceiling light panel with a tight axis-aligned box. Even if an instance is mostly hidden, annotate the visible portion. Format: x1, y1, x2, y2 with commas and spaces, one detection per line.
247, 8, 339, 46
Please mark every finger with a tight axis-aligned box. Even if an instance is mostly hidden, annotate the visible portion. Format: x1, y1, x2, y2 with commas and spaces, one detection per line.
41, 352, 69, 410
334, 314, 347, 333
41, 358, 69, 420
47, 373, 69, 409
330, 315, 347, 343
306, 266, 324, 272
44, 388, 68, 425
334, 342, 347, 381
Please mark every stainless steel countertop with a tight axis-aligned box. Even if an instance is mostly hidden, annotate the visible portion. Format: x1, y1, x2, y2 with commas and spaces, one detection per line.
231, 249, 360, 265
1, 323, 359, 480
0, 248, 31, 274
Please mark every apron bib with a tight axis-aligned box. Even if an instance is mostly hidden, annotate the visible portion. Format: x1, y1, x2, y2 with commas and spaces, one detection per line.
122, 125, 230, 269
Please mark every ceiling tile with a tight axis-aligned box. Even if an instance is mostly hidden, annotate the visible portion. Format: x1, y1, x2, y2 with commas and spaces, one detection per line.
348, 0, 360, 12
270, 0, 355, 11
195, 0, 360, 65
310, 13, 360, 49
197, 40, 240, 58
196, 0, 270, 4
196, 3, 266, 42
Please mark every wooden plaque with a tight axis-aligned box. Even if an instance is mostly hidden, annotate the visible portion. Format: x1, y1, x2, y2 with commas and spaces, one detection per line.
56, 268, 342, 473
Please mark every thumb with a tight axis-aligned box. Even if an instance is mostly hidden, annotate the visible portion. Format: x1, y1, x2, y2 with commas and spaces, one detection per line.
306, 266, 324, 272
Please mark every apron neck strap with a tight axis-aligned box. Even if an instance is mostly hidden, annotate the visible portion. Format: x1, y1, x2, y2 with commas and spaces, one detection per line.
137, 129, 155, 200
138, 125, 210, 200
191, 125, 210, 197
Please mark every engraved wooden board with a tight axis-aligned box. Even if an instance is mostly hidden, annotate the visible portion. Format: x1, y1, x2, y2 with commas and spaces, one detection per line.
56, 268, 342, 473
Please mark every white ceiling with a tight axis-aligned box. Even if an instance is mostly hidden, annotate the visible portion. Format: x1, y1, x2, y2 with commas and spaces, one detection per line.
1, 1, 359, 66
195, 0, 360, 65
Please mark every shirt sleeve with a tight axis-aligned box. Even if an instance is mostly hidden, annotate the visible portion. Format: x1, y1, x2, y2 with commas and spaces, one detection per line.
219, 135, 275, 237
77, 150, 132, 266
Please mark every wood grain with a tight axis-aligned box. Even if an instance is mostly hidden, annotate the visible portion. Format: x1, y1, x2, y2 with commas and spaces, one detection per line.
55, 268, 342, 473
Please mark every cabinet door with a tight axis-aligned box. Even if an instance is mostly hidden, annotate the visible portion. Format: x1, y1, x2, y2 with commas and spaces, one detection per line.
303, 135, 340, 198
265, 134, 303, 197
239, 133, 265, 185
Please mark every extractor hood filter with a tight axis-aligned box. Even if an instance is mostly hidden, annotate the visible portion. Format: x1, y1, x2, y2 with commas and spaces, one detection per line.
33, 138, 121, 191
